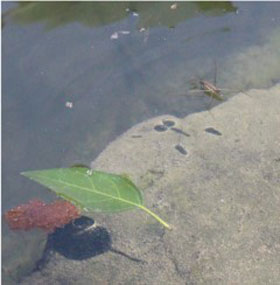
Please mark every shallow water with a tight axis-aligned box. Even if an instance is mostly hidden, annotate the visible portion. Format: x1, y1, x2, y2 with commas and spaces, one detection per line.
2, 2, 280, 283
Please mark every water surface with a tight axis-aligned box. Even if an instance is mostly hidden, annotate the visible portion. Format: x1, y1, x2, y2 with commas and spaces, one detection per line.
2, 2, 280, 283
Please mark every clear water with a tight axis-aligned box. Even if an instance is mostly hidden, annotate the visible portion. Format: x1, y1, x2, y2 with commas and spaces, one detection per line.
2, 2, 280, 283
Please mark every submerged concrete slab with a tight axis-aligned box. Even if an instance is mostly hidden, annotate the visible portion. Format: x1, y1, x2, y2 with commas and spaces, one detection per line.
22, 84, 280, 284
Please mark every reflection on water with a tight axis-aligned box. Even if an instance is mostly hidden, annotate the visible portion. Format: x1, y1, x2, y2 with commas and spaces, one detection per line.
4, 2, 236, 29
2, 1, 280, 283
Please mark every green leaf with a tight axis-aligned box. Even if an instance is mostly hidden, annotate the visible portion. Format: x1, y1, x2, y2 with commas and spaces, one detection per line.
21, 167, 171, 230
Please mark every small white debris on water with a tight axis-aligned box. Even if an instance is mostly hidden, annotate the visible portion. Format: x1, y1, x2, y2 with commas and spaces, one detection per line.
125, 8, 130, 12
170, 3, 177, 10
119, 30, 130, 35
65, 101, 73, 108
110, 32, 119, 40
110, 31, 131, 40
132, 12, 139, 17
139, 27, 146, 32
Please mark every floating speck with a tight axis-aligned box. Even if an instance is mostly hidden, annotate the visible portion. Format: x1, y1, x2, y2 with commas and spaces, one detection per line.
139, 27, 146, 32
119, 30, 130, 35
132, 12, 139, 17
110, 32, 119, 40
170, 3, 177, 10
65, 101, 73, 109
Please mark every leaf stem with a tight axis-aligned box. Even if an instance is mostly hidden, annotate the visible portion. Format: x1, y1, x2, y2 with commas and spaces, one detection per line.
138, 205, 172, 230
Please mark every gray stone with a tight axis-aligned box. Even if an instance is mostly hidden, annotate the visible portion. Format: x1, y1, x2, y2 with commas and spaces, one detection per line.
2, 225, 47, 285
22, 84, 280, 284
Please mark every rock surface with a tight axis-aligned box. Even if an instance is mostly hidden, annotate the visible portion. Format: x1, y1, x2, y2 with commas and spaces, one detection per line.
2, 226, 47, 285
21, 84, 280, 284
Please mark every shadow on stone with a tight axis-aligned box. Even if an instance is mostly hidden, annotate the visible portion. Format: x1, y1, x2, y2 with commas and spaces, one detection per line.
48, 216, 111, 260
35, 216, 145, 271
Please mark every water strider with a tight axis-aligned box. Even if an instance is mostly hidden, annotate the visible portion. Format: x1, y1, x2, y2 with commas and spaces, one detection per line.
198, 79, 224, 101
186, 60, 249, 107
188, 60, 225, 104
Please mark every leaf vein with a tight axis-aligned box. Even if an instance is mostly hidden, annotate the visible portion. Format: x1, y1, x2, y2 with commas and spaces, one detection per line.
31, 172, 141, 208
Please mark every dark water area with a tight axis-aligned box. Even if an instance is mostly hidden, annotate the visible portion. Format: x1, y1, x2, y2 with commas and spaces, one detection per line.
2, 2, 280, 283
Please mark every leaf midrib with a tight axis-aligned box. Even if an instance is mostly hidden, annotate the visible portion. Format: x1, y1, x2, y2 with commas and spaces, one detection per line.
27, 172, 142, 208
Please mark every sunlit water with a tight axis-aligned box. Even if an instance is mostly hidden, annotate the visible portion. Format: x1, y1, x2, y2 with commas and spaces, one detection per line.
2, 2, 280, 283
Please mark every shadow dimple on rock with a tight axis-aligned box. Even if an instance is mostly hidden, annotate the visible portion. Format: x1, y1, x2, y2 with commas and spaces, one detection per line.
175, 144, 188, 155
170, 127, 190, 137
162, 120, 176, 127
154, 125, 168, 132
205, 127, 222, 136
131, 135, 143, 138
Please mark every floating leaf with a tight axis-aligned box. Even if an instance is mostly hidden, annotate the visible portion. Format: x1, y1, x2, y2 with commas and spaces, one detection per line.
21, 167, 171, 230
